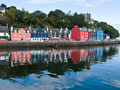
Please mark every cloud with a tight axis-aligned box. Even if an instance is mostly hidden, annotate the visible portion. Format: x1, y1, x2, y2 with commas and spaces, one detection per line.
92, 0, 112, 4
86, 0, 113, 7
23, 0, 113, 7
23, 0, 72, 4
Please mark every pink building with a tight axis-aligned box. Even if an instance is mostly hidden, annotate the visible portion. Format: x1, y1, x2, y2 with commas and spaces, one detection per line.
11, 51, 31, 66
11, 26, 31, 41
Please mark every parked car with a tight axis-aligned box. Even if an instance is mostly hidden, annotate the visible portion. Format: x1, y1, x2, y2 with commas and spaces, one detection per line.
0, 39, 7, 42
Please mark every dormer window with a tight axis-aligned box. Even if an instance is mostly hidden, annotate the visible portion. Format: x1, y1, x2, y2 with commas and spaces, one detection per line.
19, 31, 21, 33
27, 30, 29, 33
15, 30, 17, 33
34, 30, 36, 33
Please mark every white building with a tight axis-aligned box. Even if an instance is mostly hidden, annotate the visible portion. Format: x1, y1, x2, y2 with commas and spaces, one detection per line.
0, 7, 5, 13
0, 26, 10, 40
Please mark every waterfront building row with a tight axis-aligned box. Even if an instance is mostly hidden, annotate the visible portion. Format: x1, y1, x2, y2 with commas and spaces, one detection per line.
11, 26, 70, 42
0, 26, 109, 42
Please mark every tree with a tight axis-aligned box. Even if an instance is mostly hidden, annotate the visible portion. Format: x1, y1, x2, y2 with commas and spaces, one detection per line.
21, 10, 37, 25
0, 4, 7, 8
33, 10, 46, 19
72, 13, 87, 27
15, 10, 24, 22
5, 7, 16, 23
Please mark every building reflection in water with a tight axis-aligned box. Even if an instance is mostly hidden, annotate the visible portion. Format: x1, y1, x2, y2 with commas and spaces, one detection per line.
0, 52, 10, 66
11, 51, 31, 66
0, 45, 116, 68
9, 46, 118, 67
71, 49, 89, 64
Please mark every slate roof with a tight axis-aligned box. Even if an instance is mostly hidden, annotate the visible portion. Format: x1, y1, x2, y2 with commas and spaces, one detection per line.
0, 7, 5, 10
43, 28, 70, 37
78, 28, 89, 32
0, 26, 8, 33
12, 28, 38, 33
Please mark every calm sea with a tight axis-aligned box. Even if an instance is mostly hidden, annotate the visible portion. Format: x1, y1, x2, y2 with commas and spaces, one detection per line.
0, 45, 120, 90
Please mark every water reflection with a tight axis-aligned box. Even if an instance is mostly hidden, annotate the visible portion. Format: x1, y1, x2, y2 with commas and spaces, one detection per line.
0, 46, 118, 77
0, 46, 119, 89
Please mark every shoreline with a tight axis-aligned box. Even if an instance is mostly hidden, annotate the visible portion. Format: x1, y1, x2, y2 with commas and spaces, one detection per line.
0, 41, 119, 50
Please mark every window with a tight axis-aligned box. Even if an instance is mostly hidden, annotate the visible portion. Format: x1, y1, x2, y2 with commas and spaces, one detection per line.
24, 35, 25, 37
28, 35, 29, 37
15, 35, 16, 37
19, 31, 21, 33
19, 35, 20, 37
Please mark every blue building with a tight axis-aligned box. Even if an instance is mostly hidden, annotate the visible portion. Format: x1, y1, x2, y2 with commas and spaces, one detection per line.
96, 27, 104, 41
96, 47, 104, 61
31, 29, 49, 42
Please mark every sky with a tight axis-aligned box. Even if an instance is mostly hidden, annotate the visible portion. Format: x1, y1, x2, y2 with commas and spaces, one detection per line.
0, 0, 120, 32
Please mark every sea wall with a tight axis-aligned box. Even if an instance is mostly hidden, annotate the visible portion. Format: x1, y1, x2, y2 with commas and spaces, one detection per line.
0, 41, 120, 49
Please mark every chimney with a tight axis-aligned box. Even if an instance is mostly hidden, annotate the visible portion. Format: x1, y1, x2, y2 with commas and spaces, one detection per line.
11, 26, 13, 32
29, 26, 31, 30
47, 27, 48, 31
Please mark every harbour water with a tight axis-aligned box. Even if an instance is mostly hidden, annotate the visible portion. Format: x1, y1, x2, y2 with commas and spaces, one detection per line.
0, 45, 120, 90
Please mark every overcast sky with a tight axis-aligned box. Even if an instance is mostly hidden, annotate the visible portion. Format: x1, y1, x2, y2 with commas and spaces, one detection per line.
1, 0, 120, 32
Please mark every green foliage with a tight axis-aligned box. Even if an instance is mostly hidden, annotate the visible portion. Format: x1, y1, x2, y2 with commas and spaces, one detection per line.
72, 13, 87, 27
33, 10, 46, 19
5, 7, 16, 22
0, 20, 7, 26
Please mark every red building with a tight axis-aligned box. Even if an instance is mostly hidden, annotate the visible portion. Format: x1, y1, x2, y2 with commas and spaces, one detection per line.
71, 49, 89, 64
71, 26, 89, 41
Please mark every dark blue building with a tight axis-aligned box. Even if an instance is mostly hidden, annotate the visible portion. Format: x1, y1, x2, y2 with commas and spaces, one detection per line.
31, 29, 49, 42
